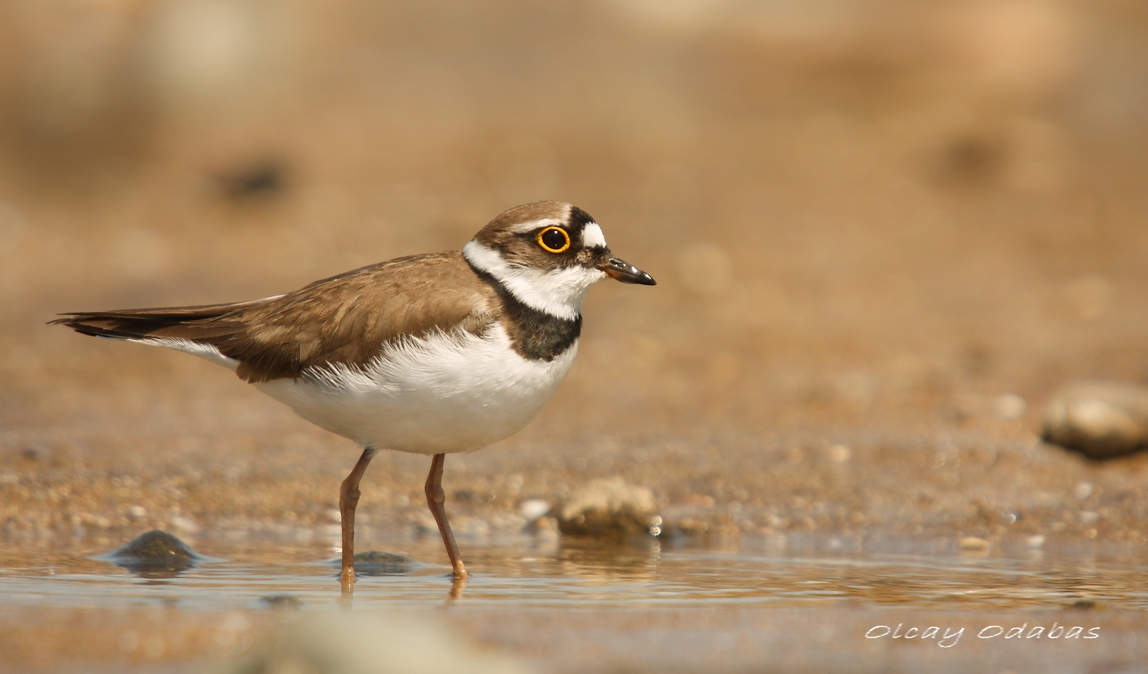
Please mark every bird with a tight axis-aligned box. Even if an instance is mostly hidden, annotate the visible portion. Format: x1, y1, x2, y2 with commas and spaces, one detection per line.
52, 201, 655, 588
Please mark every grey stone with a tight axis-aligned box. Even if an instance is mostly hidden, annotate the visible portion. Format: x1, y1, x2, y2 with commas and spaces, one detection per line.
19, 443, 49, 462
1043, 381, 1148, 459
101, 529, 201, 578
259, 594, 303, 610
351, 551, 418, 576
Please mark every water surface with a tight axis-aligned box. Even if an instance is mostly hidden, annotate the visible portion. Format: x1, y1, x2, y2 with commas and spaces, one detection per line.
2, 530, 1144, 610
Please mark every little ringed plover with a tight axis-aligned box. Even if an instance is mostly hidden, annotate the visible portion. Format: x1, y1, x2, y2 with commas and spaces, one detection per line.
53, 201, 655, 587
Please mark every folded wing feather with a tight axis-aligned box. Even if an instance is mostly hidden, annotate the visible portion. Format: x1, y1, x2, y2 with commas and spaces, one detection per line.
51, 252, 496, 383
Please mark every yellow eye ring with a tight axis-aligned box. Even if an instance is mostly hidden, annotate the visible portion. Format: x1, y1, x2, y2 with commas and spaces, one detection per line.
537, 226, 571, 253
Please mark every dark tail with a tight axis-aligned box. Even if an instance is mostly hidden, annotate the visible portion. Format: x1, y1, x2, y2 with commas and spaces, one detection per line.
50, 301, 258, 342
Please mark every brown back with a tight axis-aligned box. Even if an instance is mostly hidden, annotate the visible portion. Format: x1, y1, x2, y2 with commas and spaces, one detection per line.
53, 252, 497, 383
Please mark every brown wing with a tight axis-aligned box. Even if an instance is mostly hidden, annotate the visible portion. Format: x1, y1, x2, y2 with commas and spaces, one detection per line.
52, 252, 497, 383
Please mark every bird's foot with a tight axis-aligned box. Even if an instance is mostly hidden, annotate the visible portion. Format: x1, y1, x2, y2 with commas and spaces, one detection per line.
340, 567, 355, 594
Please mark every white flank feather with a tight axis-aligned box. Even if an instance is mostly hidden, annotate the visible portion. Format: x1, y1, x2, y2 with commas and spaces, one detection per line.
128, 337, 239, 370
255, 325, 578, 455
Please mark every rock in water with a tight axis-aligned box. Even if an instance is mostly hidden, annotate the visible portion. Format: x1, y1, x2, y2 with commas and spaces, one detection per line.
102, 529, 201, 577
260, 594, 303, 610
556, 477, 658, 537
351, 551, 417, 576
1043, 381, 1148, 459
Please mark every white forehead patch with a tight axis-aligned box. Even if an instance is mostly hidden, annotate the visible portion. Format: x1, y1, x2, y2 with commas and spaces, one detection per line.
582, 222, 607, 249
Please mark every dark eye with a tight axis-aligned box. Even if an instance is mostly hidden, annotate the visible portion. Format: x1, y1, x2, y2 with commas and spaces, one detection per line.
537, 226, 571, 253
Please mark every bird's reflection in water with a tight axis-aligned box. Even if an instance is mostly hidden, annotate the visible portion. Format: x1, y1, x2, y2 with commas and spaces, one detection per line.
340, 574, 466, 607
337, 550, 465, 604
336, 536, 663, 605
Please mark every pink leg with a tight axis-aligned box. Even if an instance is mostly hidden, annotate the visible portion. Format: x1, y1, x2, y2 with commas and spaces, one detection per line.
339, 447, 376, 590
424, 453, 468, 579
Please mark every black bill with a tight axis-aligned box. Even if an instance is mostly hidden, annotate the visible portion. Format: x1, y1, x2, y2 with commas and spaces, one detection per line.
599, 255, 656, 285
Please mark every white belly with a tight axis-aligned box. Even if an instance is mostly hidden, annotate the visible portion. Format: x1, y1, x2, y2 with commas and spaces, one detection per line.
254, 325, 578, 454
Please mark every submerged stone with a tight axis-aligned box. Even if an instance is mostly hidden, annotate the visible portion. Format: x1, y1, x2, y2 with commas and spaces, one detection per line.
260, 594, 303, 610
103, 529, 201, 577
350, 551, 418, 576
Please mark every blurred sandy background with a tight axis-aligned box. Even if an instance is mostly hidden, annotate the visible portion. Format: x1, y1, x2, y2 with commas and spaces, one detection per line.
2, 0, 1148, 540
5, 2, 1148, 671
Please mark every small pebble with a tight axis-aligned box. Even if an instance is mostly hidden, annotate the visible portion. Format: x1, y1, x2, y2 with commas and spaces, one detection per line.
20, 443, 49, 462
214, 160, 287, 202
993, 393, 1027, 420
170, 515, 201, 534
519, 498, 551, 523
1043, 381, 1148, 458
958, 536, 990, 552
828, 444, 852, 463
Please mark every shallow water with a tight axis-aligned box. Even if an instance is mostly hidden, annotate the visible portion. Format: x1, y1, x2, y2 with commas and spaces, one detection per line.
2, 530, 1145, 610
2, 530, 1146, 672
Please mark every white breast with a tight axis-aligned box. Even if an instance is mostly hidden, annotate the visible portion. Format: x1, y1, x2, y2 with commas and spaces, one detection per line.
254, 325, 578, 455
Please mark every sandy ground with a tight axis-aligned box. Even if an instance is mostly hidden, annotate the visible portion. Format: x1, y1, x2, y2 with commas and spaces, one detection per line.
1, 0, 1148, 671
